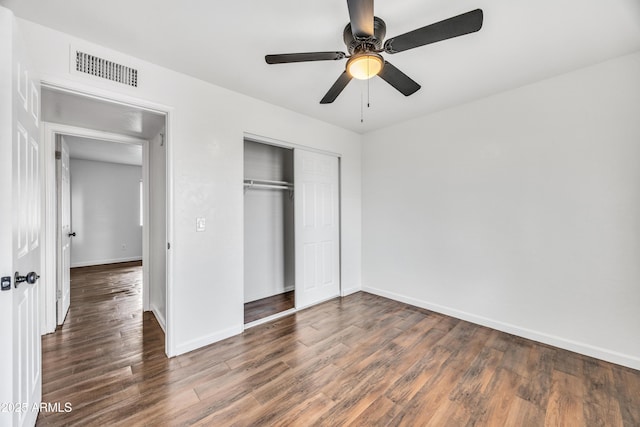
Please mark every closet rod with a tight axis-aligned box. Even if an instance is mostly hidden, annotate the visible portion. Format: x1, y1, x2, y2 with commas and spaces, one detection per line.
244, 178, 292, 186
244, 178, 293, 191
244, 183, 291, 190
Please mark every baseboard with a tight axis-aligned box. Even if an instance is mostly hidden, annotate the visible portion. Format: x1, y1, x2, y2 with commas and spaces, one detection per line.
173, 325, 243, 357
150, 304, 166, 333
341, 286, 360, 297
71, 256, 142, 268
363, 286, 640, 371
244, 308, 296, 330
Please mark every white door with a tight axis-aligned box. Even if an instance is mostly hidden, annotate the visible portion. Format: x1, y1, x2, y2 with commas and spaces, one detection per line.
294, 149, 340, 309
56, 137, 71, 324
0, 7, 42, 427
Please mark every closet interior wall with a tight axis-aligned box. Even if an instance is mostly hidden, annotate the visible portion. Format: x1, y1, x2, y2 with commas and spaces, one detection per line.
243, 140, 294, 303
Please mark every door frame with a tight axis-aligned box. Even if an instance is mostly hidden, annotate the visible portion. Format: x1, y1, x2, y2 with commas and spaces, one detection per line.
39, 80, 175, 356
242, 132, 343, 329
55, 133, 71, 325
43, 122, 150, 326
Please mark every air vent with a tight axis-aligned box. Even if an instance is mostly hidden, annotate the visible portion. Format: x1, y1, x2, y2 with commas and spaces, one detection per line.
75, 51, 138, 87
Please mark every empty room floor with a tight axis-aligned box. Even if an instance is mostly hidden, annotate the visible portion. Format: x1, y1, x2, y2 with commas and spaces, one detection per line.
37, 263, 640, 425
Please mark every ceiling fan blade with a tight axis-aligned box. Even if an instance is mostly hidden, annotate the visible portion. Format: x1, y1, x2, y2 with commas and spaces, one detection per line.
265, 52, 346, 64
347, 0, 374, 38
378, 61, 421, 96
384, 9, 483, 54
320, 71, 352, 104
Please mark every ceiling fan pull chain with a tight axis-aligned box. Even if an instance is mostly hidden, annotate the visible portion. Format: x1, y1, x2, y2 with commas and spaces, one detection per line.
360, 89, 364, 123
367, 69, 371, 108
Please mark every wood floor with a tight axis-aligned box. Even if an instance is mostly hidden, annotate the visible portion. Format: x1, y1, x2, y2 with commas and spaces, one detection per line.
244, 290, 295, 324
38, 263, 640, 426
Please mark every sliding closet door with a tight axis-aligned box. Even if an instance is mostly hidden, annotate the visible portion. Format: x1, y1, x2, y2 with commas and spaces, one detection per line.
294, 149, 340, 309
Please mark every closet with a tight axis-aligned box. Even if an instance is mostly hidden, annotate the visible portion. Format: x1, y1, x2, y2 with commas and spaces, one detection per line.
244, 140, 295, 323
243, 138, 341, 325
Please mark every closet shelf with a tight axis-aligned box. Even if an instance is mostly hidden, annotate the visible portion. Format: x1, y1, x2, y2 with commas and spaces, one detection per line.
244, 178, 293, 191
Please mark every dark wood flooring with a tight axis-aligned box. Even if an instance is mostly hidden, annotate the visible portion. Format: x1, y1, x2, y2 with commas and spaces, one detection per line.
37, 262, 640, 426
244, 290, 295, 324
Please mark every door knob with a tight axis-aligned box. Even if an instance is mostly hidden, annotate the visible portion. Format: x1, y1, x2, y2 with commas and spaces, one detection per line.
14, 271, 40, 288
68, 232, 76, 237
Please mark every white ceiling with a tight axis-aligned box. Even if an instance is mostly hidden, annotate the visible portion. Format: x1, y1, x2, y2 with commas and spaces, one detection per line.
4, 0, 640, 133
41, 87, 166, 140
64, 135, 142, 166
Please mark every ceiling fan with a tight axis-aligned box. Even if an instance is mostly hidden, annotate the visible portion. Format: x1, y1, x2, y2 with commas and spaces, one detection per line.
265, 0, 483, 104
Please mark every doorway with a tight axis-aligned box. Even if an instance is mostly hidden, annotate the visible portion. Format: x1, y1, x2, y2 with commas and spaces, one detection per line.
54, 131, 148, 325
40, 84, 170, 354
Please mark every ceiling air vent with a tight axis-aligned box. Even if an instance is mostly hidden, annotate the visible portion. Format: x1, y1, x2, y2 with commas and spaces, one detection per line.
75, 50, 138, 87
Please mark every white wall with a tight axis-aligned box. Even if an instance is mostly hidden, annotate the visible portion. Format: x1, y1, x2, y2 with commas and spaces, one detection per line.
70, 158, 143, 267
149, 130, 166, 330
362, 51, 640, 370
18, 18, 362, 355
244, 141, 294, 303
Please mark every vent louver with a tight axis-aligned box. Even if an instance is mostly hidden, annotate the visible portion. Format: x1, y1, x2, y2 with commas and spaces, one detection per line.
75, 51, 138, 87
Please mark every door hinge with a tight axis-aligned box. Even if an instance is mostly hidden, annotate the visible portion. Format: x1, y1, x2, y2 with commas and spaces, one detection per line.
55, 151, 61, 160
167, 242, 171, 250
56, 290, 61, 299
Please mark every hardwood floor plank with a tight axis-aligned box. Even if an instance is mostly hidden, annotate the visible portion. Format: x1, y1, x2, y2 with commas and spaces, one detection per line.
114, 387, 202, 427
612, 366, 640, 426
505, 396, 545, 426
449, 346, 504, 413
279, 338, 351, 371
37, 384, 141, 426
554, 347, 585, 377
316, 365, 398, 426
385, 345, 453, 406
468, 367, 523, 426
517, 344, 556, 410
270, 393, 335, 427
426, 398, 471, 427
348, 395, 401, 427
388, 327, 448, 375
189, 393, 262, 427
498, 335, 532, 377
251, 343, 349, 406
544, 370, 586, 426
193, 360, 290, 403
239, 364, 342, 426
41, 366, 133, 408
224, 332, 304, 371
389, 331, 488, 426
583, 359, 625, 427
37, 263, 640, 426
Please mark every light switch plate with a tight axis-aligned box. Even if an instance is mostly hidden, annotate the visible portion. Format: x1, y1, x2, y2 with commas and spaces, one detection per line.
196, 217, 206, 232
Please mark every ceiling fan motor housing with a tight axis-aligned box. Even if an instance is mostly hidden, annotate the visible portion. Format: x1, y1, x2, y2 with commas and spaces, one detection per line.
343, 16, 387, 54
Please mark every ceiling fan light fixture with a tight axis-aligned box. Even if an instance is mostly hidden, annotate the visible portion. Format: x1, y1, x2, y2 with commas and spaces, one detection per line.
347, 53, 384, 80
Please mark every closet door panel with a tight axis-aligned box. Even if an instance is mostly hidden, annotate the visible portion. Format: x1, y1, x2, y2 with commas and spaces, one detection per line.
303, 243, 317, 290
295, 150, 340, 309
